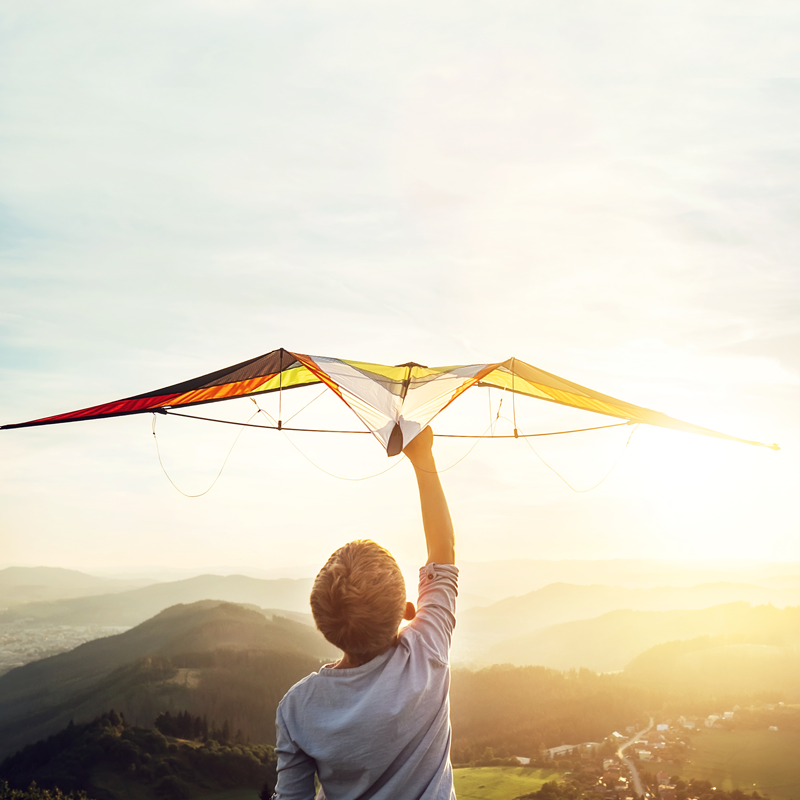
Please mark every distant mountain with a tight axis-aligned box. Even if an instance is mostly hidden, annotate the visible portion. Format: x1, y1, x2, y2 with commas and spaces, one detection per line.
456, 559, 800, 601
0, 567, 154, 609
0, 600, 338, 759
5, 560, 799, 623
0, 573, 315, 626
452, 581, 800, 662
482, 602, 800, 673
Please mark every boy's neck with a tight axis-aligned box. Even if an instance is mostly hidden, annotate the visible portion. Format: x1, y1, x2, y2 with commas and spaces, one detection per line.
331, 638, 397, 670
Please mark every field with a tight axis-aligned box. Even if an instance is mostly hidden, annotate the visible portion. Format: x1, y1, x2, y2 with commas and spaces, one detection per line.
679, 729, 800, 800
453, 767, 563, 800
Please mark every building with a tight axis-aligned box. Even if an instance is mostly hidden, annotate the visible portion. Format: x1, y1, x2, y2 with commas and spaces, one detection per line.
545, 742, 600, 759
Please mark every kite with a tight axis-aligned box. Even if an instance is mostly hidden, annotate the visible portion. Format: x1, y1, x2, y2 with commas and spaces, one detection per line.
0, 348, 779, 456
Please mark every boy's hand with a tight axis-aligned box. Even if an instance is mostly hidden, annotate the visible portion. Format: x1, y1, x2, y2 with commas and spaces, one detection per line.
404, 426, 435, 470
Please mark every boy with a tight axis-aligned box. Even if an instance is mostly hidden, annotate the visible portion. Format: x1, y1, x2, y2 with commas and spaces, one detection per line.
273, 426, 458, 799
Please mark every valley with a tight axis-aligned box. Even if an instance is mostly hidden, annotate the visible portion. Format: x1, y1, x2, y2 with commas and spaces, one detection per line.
1, 560, 799, 799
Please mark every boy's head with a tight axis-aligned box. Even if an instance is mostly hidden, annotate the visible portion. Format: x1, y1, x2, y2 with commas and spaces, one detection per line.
310, 539, 407, 657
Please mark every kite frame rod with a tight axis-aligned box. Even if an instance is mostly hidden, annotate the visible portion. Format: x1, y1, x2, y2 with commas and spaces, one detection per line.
435, 422, 631, 438
159, 410, 631, 438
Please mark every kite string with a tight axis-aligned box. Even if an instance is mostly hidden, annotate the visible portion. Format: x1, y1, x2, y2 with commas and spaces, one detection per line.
152, 408, 261, 498
252, 402, 498, 479
522, 422, 639, 493
253, 404, 406, 481
415, 418, 499, 474
152, 394, 634, 490
410, 399, 503, 475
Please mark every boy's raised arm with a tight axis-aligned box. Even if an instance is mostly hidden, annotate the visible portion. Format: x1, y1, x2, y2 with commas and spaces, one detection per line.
403, 427, 455, 565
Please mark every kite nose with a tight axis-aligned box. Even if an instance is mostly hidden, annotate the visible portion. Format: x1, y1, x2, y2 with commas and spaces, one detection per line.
387, 422, 404, 457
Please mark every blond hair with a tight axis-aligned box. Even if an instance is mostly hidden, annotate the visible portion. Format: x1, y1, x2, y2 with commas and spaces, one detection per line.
310, 540, 407, 657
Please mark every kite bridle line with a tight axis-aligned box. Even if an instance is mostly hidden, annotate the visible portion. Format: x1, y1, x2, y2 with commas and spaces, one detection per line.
152, 403, 405, 488
253, 400, 500, 478
152, 400, 635, 491
522, 421, 640, 493
151, 407, 262, 498
255, 403, 408, 482
150, 375, 641, 493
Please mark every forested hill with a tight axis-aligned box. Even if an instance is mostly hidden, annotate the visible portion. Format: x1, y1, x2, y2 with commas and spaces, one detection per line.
0, 574, 315, 626
625, 631, 800, 702
0, 711, 278, 800
0, 601, 338, 760
2, 621, 798, 779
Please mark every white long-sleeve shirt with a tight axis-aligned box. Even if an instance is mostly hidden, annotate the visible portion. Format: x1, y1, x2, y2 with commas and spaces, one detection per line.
273, 563, 459, 800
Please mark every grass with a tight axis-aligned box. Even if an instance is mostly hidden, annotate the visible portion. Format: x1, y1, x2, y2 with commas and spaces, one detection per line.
453, 766, 562, 800
679, 729, 800, 800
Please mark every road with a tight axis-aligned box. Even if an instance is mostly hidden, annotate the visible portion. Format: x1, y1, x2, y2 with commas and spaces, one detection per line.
618, 718, 654, 798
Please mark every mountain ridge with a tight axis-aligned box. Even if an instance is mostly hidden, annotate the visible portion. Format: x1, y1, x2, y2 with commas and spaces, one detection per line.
453, 580, 800, 661
0, 566, 155, 609
481, 602, 800, 673
0, 574, 315, 626
0, 600, 338, 759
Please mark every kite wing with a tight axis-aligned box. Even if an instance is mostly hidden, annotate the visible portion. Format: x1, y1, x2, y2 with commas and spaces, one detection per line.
477, 358, 779, 451
1, 348, 779, 454
0, 349, 320, 428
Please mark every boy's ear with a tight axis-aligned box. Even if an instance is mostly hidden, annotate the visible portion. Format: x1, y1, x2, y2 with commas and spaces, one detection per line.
403, 601, 416, 621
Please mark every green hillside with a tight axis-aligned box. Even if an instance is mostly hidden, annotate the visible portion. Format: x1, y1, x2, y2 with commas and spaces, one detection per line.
454, 767, 563, 800
678, 728, 800, 800
0, 602, 338, 759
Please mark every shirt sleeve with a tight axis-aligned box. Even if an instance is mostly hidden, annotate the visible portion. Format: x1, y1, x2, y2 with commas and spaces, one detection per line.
274, 703, 318, 800
406, 563, 458, 663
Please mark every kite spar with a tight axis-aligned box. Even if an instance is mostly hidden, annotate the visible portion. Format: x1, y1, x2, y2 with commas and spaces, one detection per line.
0, 348, 780, 455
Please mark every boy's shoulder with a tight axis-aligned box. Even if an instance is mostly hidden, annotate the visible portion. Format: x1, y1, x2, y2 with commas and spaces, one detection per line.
277, 670, 320, 713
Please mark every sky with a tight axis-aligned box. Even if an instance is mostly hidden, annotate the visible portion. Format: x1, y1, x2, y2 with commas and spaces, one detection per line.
1, 0, 798, 575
